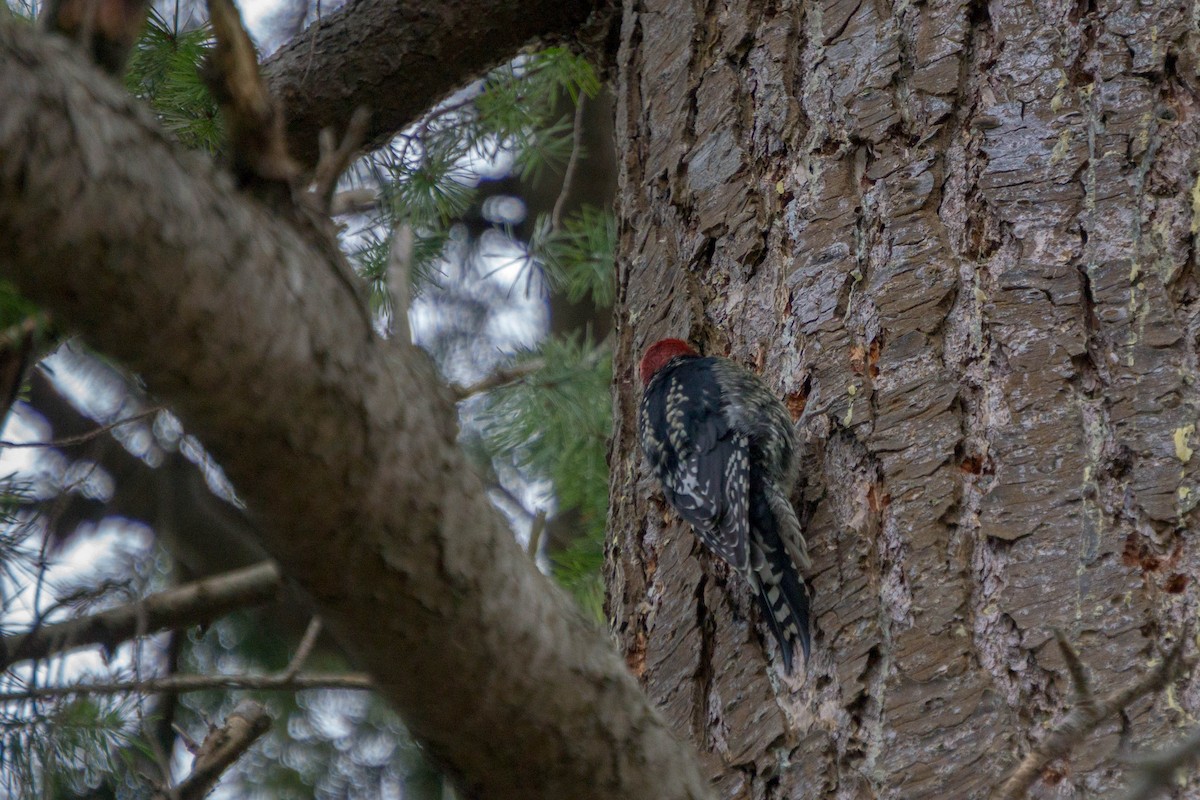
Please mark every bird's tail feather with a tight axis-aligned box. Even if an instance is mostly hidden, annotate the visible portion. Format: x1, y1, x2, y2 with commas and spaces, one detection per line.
752, 553, 811, 674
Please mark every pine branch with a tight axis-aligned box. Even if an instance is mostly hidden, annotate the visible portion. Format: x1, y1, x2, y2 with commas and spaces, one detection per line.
0, 671, 372, 702
155, 699, 271, 800
312, 106, 371, 213
0, 23, 713, 797
386, 222, 413, 345
996, 632, 1192, 800
0, 562, 282, 670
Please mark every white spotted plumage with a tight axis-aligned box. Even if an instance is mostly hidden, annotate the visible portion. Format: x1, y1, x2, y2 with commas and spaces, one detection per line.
638, 342, 813, 673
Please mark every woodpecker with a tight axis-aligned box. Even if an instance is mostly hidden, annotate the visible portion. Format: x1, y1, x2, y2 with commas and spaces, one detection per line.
638, 338, 812, 673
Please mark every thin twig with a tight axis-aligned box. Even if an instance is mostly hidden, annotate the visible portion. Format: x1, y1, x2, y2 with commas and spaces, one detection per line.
1120, 725, 1200, 800
0, 406, 165, 449
282, 618, 323, 680
550, 94, 587, 233
387, 222, 414, 345
0, 671, 373, 702
0, 562, 282, 670
453, 359, 545, 400
394, 95, 478, 173
526, 508, 547, 559
157, 699, 272, 800
1052, 628, 1096, 715
487, 480, 535, 521
330, 188, 379, 216
996, 636, 1192, 800
312, 107, 371, 213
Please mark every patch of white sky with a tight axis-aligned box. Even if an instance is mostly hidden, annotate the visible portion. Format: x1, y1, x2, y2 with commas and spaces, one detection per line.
0, 0, 552, 719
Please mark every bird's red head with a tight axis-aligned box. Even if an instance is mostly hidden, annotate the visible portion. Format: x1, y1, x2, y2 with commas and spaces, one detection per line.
639, 338, 699, 386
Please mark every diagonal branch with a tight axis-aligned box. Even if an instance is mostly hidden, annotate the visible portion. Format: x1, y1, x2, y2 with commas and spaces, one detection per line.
0, 21, 710, 800
312, 107, 371, 213
0, 405, 164, 448
203, 0, 297, 190
452, 358, 545, 400
156, 700, 272, 800
0, 562, 282, 670
0, 670, 371, 701
1119, 725, 1200, 800
996, 634, 1191, 800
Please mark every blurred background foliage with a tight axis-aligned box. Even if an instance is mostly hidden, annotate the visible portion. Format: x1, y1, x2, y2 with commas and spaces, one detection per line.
0, 0, 616, 795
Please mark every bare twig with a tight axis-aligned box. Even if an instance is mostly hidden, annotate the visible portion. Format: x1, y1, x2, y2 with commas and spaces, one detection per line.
1053, 628, 1096, 715
550, 94, 587, 233
156, 699, 272, 800
394, 95, 478, 173
387, 222, 414, 345
526, 508, 547, 559
312, 107, 371, 213
1120, 725, 1200, 800
452, 359, 545, 400
486, 480, 535, 521
330, 187, 379, 216
0, 562, 282, 670
0, 670, 372, 702
996, 635, 1192, 800
0, 405, 164, 449
282, 618, 322, 680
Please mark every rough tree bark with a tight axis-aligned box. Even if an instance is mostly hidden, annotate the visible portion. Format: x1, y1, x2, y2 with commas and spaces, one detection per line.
607, 0, 1200, 797
0, 22, 709, 800
261, 0, 606, 167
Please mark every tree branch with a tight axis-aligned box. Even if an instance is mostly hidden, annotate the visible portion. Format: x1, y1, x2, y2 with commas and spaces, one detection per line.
452, 358, 545, 400
0, 670, 371, 701
550, 95, 587, 233
312, 107, 370, 213
0, 562, 282, 670
997, 635, 1191, 800
156, 699, 272, 800
260, 0, 606, 168
0, 22, 710, 800
203, 0, 297, 190
1119, 725, 1200, 800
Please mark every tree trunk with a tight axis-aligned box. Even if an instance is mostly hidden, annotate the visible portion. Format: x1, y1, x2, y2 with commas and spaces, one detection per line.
607, 0, 1200, 797
0, 23, 711, 800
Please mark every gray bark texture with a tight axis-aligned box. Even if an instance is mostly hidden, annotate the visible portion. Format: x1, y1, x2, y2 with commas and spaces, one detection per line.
606, 0, 1200, 797
0, 23, 710, 800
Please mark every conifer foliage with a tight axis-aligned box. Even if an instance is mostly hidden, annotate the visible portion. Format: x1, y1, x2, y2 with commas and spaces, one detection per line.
0, 5, 615, 796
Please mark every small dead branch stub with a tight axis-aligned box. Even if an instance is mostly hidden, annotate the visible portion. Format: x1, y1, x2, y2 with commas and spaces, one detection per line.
202, 0, 298, 194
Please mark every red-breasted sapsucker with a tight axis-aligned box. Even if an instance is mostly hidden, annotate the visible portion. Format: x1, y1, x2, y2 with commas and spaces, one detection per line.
638, 338, 812, 673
